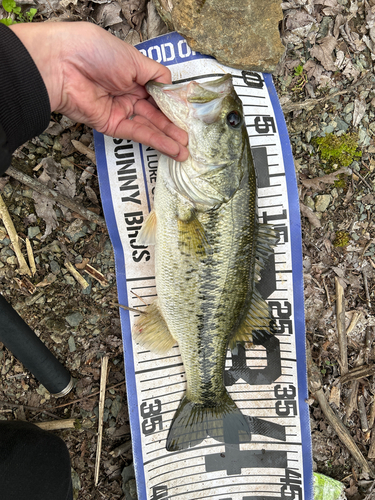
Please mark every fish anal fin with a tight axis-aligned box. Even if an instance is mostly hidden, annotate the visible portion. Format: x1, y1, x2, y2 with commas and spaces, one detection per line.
132, 300, 176, 354
137, 209, 157, 246
177, 215, 209, 258
229, 289, 271, 350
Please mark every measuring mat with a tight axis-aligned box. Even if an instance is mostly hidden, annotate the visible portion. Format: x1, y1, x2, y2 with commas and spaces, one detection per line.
94, 32, 313, 500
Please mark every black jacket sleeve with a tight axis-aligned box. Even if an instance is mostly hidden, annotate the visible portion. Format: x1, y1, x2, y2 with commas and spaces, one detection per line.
0, 24, 51, 175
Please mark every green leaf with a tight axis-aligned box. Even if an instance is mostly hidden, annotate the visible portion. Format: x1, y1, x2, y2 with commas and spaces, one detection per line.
26, 7, 37, 21
2, 0, 16, 13
13, 5, 21, 14
0, 17, 15, 24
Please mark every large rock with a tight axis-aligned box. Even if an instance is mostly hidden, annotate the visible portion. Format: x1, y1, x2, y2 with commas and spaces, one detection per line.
152, 0, 285, 72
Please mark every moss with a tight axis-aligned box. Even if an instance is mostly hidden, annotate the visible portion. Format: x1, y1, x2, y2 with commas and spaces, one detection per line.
314, 132, 362, 171
333, 230, 350, 248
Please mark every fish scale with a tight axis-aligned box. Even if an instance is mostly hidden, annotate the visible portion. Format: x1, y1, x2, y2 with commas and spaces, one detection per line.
133, 74, 278, 452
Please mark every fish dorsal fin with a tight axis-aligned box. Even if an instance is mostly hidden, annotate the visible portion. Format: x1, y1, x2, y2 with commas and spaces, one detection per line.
137, 209, 157, 246
132, 300, 176, 354
229, 222, 279, 350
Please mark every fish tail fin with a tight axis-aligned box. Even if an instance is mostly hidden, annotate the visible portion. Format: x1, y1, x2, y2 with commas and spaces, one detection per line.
166, 391, 250, 452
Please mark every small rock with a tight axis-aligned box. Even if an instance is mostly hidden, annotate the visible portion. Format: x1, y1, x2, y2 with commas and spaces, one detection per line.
111, 396, 122, 418
50, 333, 63, 344
71, 467, 81, 500
39, 134, 54, 146
68, 336, 77, 352
22, 188, 34, 199
89, 314, 100, 325
28, 226, 41, 239
53, 137, 62, 151
61, 158, 75, 168
315, 194, 331, 212
65, 275, 76, 286
65, 312, 84, 327
6, 256, 17, 265
49, 260, 60, 274
122, 463, 136, 498
304, 196, 315, 211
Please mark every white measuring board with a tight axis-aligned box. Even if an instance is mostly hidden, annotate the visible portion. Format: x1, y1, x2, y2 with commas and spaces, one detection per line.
94, 32, 313, 500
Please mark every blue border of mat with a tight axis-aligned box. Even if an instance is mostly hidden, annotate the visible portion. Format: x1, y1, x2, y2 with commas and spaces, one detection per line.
264, 74, 313, 499
93, 131, 148, 499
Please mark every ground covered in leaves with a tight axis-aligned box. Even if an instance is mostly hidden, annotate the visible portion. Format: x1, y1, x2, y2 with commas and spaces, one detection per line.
1, 0, 375, 499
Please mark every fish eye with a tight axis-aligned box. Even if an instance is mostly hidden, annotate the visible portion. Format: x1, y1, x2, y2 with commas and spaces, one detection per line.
226, 110, 242, 128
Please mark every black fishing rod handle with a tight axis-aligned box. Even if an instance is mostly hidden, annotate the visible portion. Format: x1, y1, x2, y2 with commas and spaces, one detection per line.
0, 294, 73, 397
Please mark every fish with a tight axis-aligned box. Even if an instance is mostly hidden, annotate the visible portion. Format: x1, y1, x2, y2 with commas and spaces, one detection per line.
133, 74, 278, 452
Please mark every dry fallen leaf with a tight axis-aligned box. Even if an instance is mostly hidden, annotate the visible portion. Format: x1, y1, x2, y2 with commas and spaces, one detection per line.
300, 168, 352, 191
310, 35, 337, 71
299, 202, 322, 228
352, 98, 367, 127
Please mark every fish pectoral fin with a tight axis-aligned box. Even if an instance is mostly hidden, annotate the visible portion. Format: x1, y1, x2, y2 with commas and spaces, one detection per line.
177, 215, 210, 258
229, 289, 271, 350
132, 300, 176, 354
137, 209, 157, 245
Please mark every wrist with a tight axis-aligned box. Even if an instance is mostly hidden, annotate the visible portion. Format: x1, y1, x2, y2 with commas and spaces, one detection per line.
10, 23, 63, 112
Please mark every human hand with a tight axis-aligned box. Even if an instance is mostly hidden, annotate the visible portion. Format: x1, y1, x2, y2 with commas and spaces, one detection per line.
10, 22, 189, 161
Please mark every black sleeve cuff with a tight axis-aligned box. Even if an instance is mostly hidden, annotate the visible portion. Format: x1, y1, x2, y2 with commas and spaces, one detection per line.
0, 24, 51, 174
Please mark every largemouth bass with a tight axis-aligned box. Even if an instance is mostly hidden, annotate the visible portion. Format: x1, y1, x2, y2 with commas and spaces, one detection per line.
133, 74, 278, 452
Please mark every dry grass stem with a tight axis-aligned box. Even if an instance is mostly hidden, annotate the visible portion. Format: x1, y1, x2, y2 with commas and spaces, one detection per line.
335, 277, 348, 375
94, 356, 110, 487
26, 237, 37, 276
0, 194, 31, 276
64, 259, 90, 289
34, 418, 78, 430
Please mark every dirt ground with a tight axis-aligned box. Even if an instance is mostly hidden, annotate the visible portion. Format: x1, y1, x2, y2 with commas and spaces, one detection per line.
1, 0, 375, 499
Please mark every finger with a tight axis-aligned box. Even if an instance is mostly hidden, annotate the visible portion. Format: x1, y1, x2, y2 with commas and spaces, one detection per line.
133, 99, 188, 146
112, 116, 189, 162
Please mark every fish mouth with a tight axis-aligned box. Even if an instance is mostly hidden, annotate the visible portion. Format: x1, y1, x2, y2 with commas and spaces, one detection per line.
146, 75, 234, 130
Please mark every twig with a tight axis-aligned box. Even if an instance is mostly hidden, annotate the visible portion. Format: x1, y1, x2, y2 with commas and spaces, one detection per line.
363, 270, 371, 309
34, 418, 78, 430
0, 194, 31, 276
6, 165, 106, 228
0, 401, 59, 420
114, 303, 147, 315
345, 380, 360, 420
81, 263, 109, 287
64, 259, 90, 289
307, 342, 374, 476
94, 356, 109, 487
323, 277, 331, 306
26, 237, 36, 276
369, 429, 375, 459
365, 327, 373, 364
335, 277, 348, 375
358, 395, 369, 433
54, 381, 125, 409
339, 364, 375, 385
